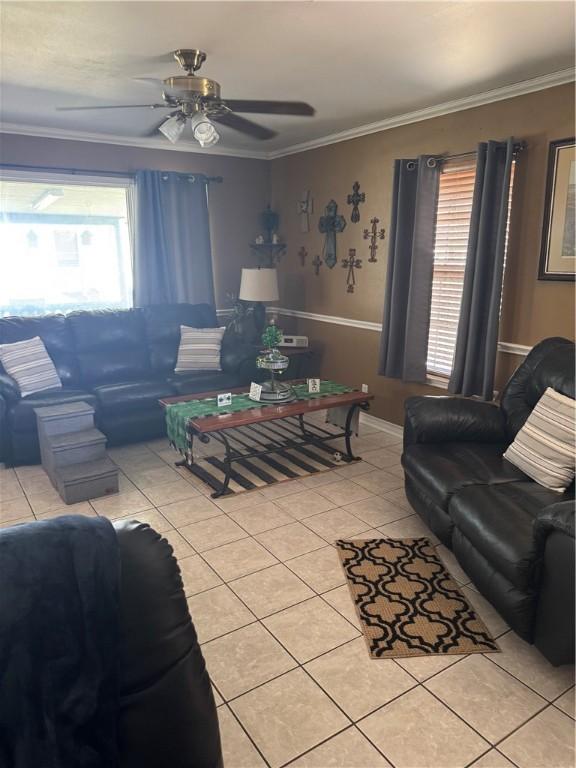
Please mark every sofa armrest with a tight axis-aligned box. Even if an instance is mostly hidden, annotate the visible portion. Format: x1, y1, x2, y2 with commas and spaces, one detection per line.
0, 372, 19, 403
534, 500, 575, 542
404, 396, 507, 448
533, 500, 575, 665
220, 339, 266, 384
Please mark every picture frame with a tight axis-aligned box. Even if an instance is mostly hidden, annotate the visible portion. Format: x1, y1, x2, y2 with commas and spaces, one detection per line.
538, 137, 576, 281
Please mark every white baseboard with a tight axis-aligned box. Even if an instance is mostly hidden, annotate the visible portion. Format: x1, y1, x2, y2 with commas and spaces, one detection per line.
359, 411, 404, 438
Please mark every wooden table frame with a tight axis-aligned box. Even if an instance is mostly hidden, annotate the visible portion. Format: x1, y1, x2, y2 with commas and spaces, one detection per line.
160, 383, 374, 498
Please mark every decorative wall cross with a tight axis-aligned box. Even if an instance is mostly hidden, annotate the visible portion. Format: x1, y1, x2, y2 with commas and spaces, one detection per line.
298, 246, 308, 266
318, 200, 346, 269
347, 181, 365, 223
312, 254, 323, 276
342, 248, 362, 293
363, 217, 386, 263
297, 190, 313, 233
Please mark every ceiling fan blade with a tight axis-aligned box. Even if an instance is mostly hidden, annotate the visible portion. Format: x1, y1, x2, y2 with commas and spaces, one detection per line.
211, 111, 277, 140
222, 100, 315, 116
56, 104, 169, 111
143, 111, 181, 138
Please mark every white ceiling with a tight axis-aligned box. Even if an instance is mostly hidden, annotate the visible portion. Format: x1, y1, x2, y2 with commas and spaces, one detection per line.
0, 1, 574, 158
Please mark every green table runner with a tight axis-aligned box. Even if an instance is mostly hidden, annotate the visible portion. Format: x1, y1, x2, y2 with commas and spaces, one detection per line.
165, 380, 354, 456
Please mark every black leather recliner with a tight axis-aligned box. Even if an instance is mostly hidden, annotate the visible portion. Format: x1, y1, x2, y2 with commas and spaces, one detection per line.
0, 303, 261, 465
402, 337, 575, 666
115, 519, 222, 768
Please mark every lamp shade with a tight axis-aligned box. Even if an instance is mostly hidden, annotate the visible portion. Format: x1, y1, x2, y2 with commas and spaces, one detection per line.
238, 267, 279, 303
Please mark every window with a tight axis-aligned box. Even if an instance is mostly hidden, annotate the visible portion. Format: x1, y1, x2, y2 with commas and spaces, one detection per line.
426, 157, 515, 378
426, 157, 477, 377
0, 172, 133, 317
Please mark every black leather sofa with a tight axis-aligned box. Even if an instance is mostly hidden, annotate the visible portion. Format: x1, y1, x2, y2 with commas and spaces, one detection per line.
0, 303, 261, 465
403, 337, 575, 665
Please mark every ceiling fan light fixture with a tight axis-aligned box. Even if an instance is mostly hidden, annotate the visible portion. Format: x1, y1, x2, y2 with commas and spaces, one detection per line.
190, 112, 220, 148
158, 113, 186, 144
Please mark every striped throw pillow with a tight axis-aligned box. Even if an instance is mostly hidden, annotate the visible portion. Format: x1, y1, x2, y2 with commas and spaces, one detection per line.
174, 326, 226, 373
0, 336, 62, 397
504, 387, 575, 492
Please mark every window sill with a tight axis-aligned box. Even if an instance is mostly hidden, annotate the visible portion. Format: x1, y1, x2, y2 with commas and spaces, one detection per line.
426, 374, 449, 390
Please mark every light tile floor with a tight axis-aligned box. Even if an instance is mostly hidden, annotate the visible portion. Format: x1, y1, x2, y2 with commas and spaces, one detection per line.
1, 419, 574, 768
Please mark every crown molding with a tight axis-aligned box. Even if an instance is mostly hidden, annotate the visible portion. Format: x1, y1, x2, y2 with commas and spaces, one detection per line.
0, 68, 572, 161
267, 68, 575, 159
0, 122, 267, 160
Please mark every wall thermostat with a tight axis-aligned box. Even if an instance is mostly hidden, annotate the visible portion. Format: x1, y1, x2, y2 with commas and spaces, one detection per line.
279, 335, 309, 348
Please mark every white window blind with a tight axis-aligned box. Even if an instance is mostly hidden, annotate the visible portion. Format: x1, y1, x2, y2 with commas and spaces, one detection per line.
426, 157, 477, 377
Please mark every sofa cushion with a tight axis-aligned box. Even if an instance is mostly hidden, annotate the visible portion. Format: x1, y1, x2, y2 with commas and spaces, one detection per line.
448, 482, 573, 591
93, 379, 175, 416
402, 442, 526, 509
67, 310, 150, 386
168, 371, 243, 396
7, 389, 97, 433
0, 314, 79, 386
141, 303, 218, 374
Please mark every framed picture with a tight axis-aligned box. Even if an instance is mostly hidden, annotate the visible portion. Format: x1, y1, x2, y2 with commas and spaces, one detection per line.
539, 137, 576, 281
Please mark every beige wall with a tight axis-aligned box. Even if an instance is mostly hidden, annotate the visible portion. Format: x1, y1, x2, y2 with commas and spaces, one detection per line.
0, 133, 270, 308
1, 84, 574, 425
271, 83, 575, 424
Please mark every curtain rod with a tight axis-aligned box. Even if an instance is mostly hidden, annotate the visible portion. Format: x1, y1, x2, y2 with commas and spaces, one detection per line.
0, 163, 224, 183
439, 140, 527, 163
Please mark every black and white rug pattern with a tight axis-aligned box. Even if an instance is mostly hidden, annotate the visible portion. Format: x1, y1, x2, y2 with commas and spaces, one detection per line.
181, 418, 352, 496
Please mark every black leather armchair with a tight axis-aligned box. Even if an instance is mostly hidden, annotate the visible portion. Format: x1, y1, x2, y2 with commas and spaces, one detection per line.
115, 519, 222, 768
402, 337, 575, 665
0, 303, 260, 465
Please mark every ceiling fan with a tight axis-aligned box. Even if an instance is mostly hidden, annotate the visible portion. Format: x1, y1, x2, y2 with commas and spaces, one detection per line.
56, 49, 315, 147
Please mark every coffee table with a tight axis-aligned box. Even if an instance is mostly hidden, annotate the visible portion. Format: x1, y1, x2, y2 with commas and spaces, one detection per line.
160, 381, 373, 498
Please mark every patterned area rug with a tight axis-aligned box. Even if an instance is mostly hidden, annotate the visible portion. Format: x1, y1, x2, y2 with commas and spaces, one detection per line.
336, 537, 500, 659
178, 419, 351, 497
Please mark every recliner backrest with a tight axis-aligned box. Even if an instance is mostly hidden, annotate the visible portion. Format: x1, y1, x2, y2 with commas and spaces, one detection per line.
0, 314, 80, 386
500, 337, 575, 440
141, 303, 218, 374
67, 309, 151, 386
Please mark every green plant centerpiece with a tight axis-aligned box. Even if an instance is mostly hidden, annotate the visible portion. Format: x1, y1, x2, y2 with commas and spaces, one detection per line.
256, 320, 293, 402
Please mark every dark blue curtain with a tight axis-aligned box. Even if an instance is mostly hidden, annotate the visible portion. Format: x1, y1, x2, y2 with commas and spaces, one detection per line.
133, 171, 215, 306
448, 139, 515, 399
378, 156, 441, 382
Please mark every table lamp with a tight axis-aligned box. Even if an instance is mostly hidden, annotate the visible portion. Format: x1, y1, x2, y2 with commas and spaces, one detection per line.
238, 267, 279, 334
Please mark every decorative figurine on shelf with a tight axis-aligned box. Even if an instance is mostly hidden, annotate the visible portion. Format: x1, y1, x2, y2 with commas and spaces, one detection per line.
256, 320, 293, 402
319, 199, 346, 268
261, 205, 280, 242
250, 205, 287, 266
